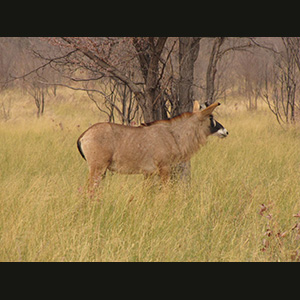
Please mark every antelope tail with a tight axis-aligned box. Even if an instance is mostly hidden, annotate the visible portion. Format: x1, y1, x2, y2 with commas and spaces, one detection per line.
77, 138, 86, 161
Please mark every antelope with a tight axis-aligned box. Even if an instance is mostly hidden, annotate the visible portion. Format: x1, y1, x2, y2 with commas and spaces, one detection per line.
77, 102, 228, 190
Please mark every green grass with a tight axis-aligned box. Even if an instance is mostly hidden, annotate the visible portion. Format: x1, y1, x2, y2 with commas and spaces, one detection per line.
1, 89, 300, 261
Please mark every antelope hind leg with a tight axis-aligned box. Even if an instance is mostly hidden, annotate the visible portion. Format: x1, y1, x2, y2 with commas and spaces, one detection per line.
88, 163, 109, 197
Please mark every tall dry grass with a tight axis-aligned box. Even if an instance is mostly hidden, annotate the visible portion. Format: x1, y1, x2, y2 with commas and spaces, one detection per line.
1, 89, 300, 261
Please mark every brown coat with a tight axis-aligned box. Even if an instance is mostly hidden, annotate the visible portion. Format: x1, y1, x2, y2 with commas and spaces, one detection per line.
77, 102, 226, 187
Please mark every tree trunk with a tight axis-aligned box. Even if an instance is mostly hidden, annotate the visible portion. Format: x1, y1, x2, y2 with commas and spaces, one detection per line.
173, 37, 201, 182
176, 37, 201, 115
206, 37, 225, 105
134, 37, 168, 123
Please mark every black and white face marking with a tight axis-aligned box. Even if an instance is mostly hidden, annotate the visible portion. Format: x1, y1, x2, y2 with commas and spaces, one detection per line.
209, 115, 228, 138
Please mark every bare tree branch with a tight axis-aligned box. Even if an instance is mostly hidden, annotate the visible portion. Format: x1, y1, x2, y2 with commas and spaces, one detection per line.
1, 49, 77, 84
60, 37, 143, 96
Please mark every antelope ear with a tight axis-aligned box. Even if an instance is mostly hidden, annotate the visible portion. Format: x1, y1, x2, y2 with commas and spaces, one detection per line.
201, 102, 221, 117
193, 101, 200, 112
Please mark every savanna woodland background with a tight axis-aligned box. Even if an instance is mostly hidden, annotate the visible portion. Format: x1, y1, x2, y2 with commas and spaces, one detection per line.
1, 37, 300, 262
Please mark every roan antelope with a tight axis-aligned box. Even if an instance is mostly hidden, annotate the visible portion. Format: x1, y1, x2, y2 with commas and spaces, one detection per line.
77, 102, 228, 190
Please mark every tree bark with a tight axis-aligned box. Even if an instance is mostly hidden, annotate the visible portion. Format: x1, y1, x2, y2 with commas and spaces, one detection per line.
173, 37, 201, 182
134, 37, 168, 123
176, 37, 201, 115
206, 37, 225, 105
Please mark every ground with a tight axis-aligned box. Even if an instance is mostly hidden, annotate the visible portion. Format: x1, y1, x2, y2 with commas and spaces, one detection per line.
0, 88, 300, 262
